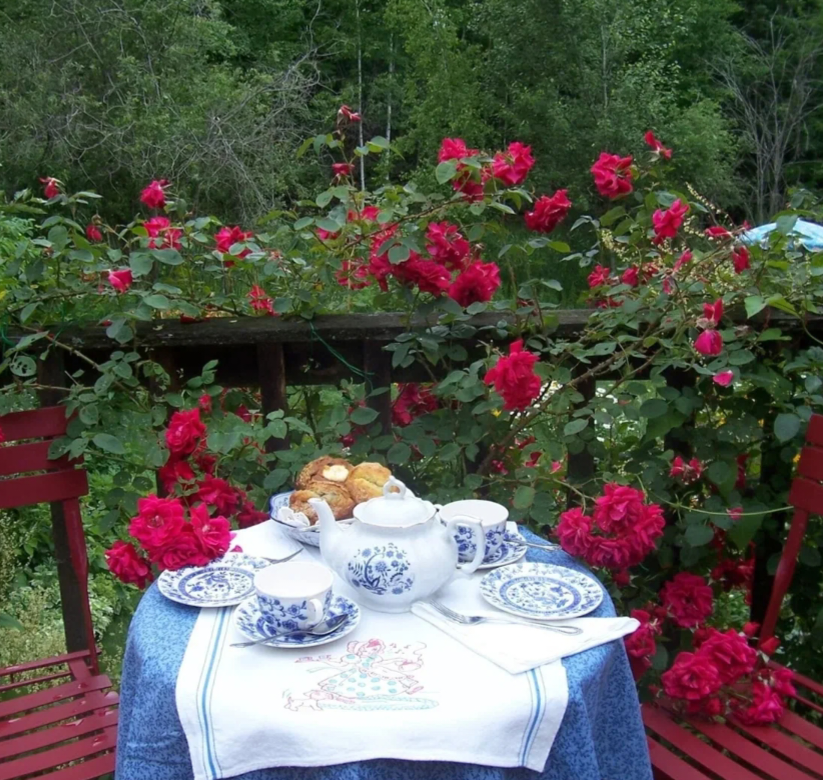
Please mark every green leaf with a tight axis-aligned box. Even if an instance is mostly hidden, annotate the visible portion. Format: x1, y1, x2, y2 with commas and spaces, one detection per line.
435, 160, 458, 184
92, 433, 125, 454
776, 214, 798, 235
154, 249, 184, 266
0, 613, 24, 630
440, 442, 461, 460
388, 244, 410, 264
130, 252, 154, 276
640, 399, 668, 418
368, 135, 390, 150
143, 294, 171, 310
707, 461, 732, 486
264, 469, 291, 491
548, 241, 570, 253
744, 295, 767, 318
20, 302, 39, 324
294, 217, 314, 231
316, 217, 341, 233
10, 355, 36, 377
316, 191, 333, 208
564, 418, 589, 436
774, 412, 801, 442
513, 485, 535, 510
350, 406, 379, 425
799, 546, 821, 567
685, 525, 715, 547
600, 206, 626, 227
387, 442, 412, 464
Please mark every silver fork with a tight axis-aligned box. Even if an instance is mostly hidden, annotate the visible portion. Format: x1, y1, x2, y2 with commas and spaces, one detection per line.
424, 600, 583, 635
259, 549, 303, 565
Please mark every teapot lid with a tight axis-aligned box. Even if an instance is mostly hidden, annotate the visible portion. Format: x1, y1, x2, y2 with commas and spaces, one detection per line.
354, 477, 434, 527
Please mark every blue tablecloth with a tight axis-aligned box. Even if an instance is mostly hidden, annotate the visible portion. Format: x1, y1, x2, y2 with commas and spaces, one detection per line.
115, 529, 652, 780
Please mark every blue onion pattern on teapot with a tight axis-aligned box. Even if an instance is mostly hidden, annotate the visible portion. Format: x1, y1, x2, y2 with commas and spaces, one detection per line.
346, 543, 414, 596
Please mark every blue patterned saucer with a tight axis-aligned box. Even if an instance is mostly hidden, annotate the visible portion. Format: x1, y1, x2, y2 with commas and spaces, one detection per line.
475, 531, 528, 570
235, 593, 361, 648
157, 553, 270, 608
479, 562, 603, 620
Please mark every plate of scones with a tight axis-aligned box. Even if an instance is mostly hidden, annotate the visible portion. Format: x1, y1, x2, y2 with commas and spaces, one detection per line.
269, 456, 403, 546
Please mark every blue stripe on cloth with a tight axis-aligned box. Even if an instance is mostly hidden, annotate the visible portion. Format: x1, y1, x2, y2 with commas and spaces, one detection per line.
524, 667, 547, 766
518, 667, 536, 763
520, 669, 543, 766
195, 611, 222, 773
200, 607, 231, 779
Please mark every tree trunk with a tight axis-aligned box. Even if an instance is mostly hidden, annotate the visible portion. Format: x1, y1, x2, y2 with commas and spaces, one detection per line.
356, 0, 365, 192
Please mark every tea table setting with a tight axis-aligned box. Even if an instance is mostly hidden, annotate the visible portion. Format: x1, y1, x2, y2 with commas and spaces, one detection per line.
116, 475, 653, 780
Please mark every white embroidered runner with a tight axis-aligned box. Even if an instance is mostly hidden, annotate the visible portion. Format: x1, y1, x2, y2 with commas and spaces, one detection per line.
176, 521, 568, 780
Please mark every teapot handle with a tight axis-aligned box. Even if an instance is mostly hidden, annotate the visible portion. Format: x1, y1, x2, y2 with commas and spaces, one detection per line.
444, 514, 486, 574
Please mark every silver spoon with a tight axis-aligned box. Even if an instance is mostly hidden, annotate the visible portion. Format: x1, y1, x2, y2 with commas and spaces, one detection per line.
258, 549, 303, 564
423, 600, 583, 635
231, 614, 349, 648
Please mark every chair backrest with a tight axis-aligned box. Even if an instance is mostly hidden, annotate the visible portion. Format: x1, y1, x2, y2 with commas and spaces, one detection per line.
759, 413, 823, 644
0, 407, 97, 671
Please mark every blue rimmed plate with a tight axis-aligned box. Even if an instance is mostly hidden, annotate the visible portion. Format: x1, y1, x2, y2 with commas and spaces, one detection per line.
479, 562, 603, 619
235, 593, 360, 648
157, 553, 270, 608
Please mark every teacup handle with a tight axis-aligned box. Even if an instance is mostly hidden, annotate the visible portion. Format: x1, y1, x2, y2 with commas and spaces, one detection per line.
306, 598, 325, 625
445, 514, 486, 574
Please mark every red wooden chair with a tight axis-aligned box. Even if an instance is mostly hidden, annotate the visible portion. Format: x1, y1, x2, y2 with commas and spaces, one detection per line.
643, 413, 823, 780
0, 407, 118, 779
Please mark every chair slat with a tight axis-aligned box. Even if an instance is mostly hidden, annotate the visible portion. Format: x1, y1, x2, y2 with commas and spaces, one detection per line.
0, 407, 68, 443
0, 469, 88, 510
37, 749, 116, 780
805, 415, 823, 447
647, 736, 711, 780
642, 705, 762, 780
0, 728, 116, 780
788, 478, 823, 515
0, 708, 118, 761
780, 710, 823, 751
0, 676, 110, 719
792, 669, 823, 698
0, 689, 118, 740
797, 446, 823, 481
686, 716, 811, 780
0, 441, 70, 477
0, 650, 90, 678
0, 671, 72, 694
732, 720, 823, 776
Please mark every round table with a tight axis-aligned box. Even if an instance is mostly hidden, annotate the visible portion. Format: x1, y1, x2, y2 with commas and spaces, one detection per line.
115, 528, 652, 780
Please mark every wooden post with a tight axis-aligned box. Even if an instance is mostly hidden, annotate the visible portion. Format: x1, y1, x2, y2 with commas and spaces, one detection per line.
257, 343, 290, 453
363, 340, 392, 437
37, 349, 87, 654
566, 372, 596, 506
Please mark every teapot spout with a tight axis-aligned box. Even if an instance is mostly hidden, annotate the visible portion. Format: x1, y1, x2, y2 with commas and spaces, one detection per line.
308, 498, 345, 569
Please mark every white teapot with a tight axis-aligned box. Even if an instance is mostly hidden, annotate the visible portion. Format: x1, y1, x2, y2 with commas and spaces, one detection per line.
308, 477, 485, 612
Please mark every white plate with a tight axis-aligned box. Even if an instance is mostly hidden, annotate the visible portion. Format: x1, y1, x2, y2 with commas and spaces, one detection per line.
479, 562, 603, 620
235, 593, 360, 648
475, 531, 528, 570
157, 553, 270, 608
270, 491, 359, 547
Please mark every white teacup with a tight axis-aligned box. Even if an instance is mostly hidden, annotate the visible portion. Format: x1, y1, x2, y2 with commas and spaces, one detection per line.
254, 560, 333, 633
440, 500, 509, 564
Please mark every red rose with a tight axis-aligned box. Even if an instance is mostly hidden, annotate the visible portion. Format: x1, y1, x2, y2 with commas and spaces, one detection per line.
587, 264, 612, 288
394, 254, 451, 296
734, 682, 785, 725
215, 226, 253, 259
86, 224, 103, 242
621, 267, 639, 287
40, 177, 61, 199
624, 609, 661, 659
644, 131, 672, 160
140, 179, 168, 210
165, 408, 206, 456
198, 394, 212, 414
661, 651, 723, 701
694, 330, 723, 356
129, 495, 187, 552
705, 225, 731, 239
157, 456, 196, 495
732, 246, 750, 273
698, 628, 757, 684
524, 190, 571, 234
652, 199, 689, 241
347, 206, 380, 222
332, 162, 355, 177
425, 222, 471, 271
237, 499, 269, 529
593, 483, 646, 533
629, 655, 652, 681
702, 299, 724, 325
196, 476, 241, 517
628, 503, 666, 562
448, 261, 501, 307
392, 383, 438, 427
760, 636, 780, 656
713, 370, 734, 387
105, 541, 153, 588
660, 572, 714, 628
556, 507, 594, 559
438, 138, 478, 163
761, 666, 795, 697
484, 339, 542, 411
590, 152, 633, 198
108, 269, 133, 293
743, 621, 760, 638
670, 455, 704, 483
338, 105, 361, 122
190, 504, 231, 559
152, 525, 210, 571
674, 250, 692, 271
248, 285, 276, 315
491, 141, 535, 187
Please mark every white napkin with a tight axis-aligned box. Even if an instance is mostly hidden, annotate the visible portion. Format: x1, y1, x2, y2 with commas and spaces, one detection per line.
229, 516, 303, 556
175, 521, 569, 779
412, 576, 639, 675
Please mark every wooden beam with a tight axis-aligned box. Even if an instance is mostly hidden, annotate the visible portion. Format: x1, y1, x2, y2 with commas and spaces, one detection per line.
363, 341, 392, 438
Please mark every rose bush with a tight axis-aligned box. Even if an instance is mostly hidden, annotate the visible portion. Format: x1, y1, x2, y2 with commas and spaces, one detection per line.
2, 115, 822, 717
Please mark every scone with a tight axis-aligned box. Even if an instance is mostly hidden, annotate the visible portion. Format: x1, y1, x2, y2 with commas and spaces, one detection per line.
346, 462, 393, 504
295, 456, 354, 490
289, 481, 355, 524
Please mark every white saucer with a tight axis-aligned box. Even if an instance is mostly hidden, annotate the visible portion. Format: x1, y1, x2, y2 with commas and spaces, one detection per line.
235, 593, 361, 648
157, 553, 270, 607
476, 531, 528, 569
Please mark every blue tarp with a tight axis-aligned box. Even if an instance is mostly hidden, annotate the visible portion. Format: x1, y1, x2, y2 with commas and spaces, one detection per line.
740, 219, 823, 251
